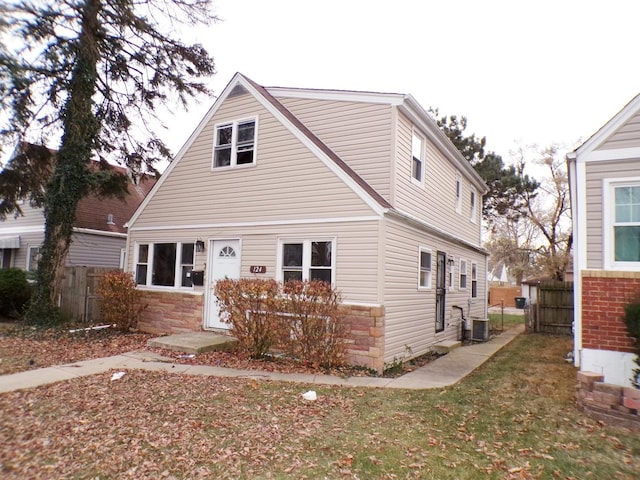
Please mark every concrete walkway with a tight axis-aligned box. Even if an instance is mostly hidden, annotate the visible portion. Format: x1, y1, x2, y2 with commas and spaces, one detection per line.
0, 325, 524, 393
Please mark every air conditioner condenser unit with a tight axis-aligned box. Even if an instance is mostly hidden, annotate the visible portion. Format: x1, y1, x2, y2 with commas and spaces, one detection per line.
471, 317, 489, 342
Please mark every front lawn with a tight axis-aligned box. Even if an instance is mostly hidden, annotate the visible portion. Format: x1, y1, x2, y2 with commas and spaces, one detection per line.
0, 323, 152, 375
1, 333, 638, 479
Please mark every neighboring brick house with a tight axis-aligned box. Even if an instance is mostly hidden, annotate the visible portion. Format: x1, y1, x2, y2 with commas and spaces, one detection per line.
0, 144, 156, 271
568, 93, 640, 427
125, 73, 489, 372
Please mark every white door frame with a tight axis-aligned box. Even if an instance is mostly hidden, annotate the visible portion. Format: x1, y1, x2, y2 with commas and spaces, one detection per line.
204, 238, 241, 330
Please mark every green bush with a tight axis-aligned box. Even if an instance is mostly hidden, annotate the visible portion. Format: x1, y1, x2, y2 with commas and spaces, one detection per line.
0, 268, 32, 318
622, 299, 640, 388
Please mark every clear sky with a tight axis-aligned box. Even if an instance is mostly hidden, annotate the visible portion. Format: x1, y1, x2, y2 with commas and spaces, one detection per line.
166, 0, 640, 168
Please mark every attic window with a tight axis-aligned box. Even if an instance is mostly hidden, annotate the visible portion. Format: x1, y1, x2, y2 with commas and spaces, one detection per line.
213, 118, 256, 169
107, 213, 115, 225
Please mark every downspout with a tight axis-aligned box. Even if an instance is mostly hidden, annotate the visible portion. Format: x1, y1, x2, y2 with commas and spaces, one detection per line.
566, 151, 581, 367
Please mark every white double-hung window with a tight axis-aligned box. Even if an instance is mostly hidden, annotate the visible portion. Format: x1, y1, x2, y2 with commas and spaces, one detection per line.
605, 179, 640, 268
213, 118, 256, 168
418, 247, 432, 289
279, 239, 334, 284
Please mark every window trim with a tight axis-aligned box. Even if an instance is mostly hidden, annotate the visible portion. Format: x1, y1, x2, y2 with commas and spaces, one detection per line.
134, 241, 196, 289
276, 237, 336, 285
455, 174, 462, 214
459, 258, 468, 289
411, 129, 425, 186
1, 248, 12, 269
604, 177, 640, 270
470, 188, 477, 223
471, 262, 478, 298
211, 117, 258, 170
418, 246, 432, 289
26, 245, 41, 272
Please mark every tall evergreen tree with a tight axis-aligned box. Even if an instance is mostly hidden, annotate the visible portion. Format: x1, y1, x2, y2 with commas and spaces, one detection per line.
0, 0, 217, 321
428, 108, 539, 224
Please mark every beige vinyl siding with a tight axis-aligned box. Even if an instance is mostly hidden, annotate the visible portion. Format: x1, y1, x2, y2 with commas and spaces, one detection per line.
584, 158, 640, 268
383, 217, 486, 362
127, 219, 381, 305
67, 233, 125, 268
134, 92, 376, 229
393, 111, 481, 246
599, 111, 640, 150
275, 97, 393, 199
0, 202, 45, 229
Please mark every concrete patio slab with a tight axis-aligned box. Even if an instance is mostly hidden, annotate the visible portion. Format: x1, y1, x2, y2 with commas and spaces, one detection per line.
148, 332, 239, 354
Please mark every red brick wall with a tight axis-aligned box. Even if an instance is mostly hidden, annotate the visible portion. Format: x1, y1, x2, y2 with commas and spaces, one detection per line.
582, 271, 637, 353
137, 290, 204, 334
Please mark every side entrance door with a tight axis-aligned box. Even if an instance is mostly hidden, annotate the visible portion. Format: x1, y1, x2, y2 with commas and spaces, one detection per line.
204, 239, 240, 330
435, 251, 446, 332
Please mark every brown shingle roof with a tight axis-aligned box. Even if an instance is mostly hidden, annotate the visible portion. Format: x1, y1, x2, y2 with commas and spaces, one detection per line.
74, 167, 156, 234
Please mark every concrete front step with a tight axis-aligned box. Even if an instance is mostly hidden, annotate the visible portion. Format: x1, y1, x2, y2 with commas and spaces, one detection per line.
432, 340, 462, 354
148, 332, 239, 354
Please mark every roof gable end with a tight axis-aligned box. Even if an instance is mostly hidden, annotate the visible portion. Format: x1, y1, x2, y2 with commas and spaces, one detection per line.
128, 73, 391, 227
574, 93, 640, 162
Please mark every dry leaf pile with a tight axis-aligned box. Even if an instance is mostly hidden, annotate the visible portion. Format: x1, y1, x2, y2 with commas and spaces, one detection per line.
0, 325, 152, 375
0, 370, 356, 479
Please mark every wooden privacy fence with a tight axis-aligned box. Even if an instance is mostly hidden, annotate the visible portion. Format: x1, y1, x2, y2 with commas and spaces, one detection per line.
526, 281, 573, 335
58, 266, 113, 323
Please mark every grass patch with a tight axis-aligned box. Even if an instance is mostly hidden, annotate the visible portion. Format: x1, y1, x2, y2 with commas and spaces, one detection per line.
489, 312, 525, 332
1, 333, 638, 479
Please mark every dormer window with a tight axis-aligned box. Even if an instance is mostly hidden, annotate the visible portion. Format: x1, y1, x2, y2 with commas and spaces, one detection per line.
213, 118, 257, 168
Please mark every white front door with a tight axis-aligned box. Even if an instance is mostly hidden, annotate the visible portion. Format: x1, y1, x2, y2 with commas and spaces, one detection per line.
204, 239, 241, 330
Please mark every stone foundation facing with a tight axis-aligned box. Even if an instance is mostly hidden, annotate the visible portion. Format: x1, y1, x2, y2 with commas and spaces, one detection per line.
340, 304, 386, 373
576, 371, 640, 431
136, 291, 387, 372
137, 290, 204, 335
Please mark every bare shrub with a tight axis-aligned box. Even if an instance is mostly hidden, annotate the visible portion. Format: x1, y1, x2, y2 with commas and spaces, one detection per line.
96, 271, 146, 331
280, 280, 347, 368
215, 278, 282, 358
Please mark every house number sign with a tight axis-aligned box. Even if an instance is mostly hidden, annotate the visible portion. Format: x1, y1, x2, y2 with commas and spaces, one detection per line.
250, 265, 266, 274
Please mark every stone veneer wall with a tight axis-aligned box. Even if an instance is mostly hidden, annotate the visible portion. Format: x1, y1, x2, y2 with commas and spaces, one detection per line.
576, 371, 640, 431
137, 290, 204, 334
135, 291, 386, 372
581, 270, 638, 353
340, 304, 386, 373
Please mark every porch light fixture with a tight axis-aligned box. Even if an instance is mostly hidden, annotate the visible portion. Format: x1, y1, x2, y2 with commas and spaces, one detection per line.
448, 256, 455, 266
195, 240, 205, 252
